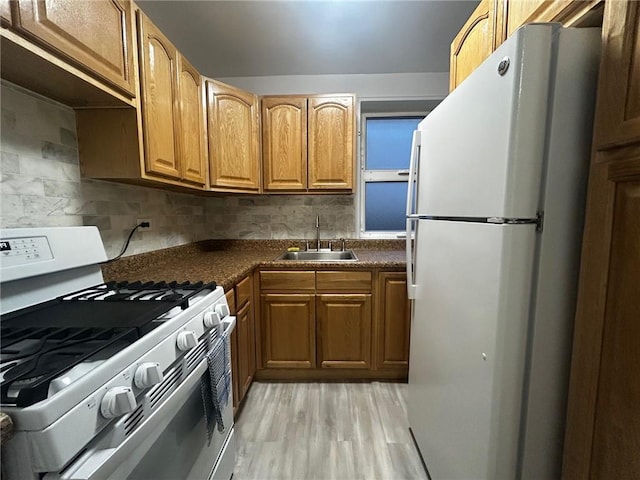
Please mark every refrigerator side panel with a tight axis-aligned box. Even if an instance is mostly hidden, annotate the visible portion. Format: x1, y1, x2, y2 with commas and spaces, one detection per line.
408, 221, 537, 479
520, 27, 601, 480
415, 24, 555, 219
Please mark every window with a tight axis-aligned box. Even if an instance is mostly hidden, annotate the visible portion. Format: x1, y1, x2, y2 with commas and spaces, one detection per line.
360, 115, 424, 237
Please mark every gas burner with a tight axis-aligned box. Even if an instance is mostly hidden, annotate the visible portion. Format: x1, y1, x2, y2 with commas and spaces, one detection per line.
0, 280, 217, 407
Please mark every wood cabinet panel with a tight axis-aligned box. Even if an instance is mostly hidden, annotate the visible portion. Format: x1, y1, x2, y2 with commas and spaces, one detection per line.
225, 289, 239, 411
261, 294, 315, 368
12, 0, 134, 96
307, 95, 354, 190
262, 97, 307, 190
317, 294, 371, 369
589, 178, 640, 479
376, 272, 411, 370
316, 271, 372, 292
450, 0, 497, 91
137, 12, 180, 179
236, 275, 252, 308
593, 0, 640, 149
177, 56, 206, 186
207, 80, 260, 191
236, 300, 255, 400
260, 271, 315, 292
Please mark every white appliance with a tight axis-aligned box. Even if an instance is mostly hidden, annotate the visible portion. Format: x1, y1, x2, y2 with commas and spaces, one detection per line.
405, 24, 601, 479
0, 226, 236, 480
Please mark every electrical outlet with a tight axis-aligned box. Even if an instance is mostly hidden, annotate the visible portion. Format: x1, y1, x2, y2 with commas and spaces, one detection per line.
137, 219, 152, 231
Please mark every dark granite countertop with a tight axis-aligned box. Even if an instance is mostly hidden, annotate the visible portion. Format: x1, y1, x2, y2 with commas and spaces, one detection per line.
102, 239, 407, 292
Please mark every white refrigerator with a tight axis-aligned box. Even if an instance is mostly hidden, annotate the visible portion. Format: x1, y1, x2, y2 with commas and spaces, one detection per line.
405, 24, 601, 480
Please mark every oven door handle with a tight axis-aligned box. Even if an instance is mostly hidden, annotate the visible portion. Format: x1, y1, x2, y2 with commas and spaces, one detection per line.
53, 359, 210, 480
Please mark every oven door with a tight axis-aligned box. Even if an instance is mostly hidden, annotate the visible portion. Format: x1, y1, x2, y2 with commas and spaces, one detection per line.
50, 323, 236, 480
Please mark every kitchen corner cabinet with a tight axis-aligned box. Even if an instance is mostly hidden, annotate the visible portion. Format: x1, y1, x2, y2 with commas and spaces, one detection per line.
77, 10, 207, 190
235, 275, 256, 402
375, 272, 411, 372
225, 290, 239, 413
207, 80, 261, 192
8, 0, 135, 97
261, 95, 355, 192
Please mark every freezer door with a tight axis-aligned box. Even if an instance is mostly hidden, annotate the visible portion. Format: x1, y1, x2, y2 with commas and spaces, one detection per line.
415, 24, 556, 219
408, 220, 537, 479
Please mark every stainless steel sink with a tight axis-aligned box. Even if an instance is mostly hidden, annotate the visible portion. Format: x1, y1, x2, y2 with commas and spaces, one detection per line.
274, 249, 358, 261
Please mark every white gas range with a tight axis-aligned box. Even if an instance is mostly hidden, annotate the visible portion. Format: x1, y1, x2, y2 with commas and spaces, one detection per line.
0, 227, 237, 480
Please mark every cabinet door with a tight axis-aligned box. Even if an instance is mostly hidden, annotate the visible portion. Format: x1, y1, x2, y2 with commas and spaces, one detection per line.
307, 95, 354, 191
316, 294, 371, 369
225, 290, 239, 412
12, 0, 135, 96
449, 0, 497, 92
593, 0, 640, 149
262, 96, 307, 191
376, 272, 410, 371
498, 0, 602, 42
177, 55, 207, 185
261, 294, 315, 368
137, 12, 180, 179
207, 80, 260, 191
236, 300, 255, 401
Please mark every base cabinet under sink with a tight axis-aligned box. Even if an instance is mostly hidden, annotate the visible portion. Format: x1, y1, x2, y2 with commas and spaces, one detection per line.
256, 269, 409, 381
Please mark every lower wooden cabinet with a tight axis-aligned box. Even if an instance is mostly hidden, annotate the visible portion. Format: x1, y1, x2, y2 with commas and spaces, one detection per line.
376, 272, 411, 371
316, 294, 371, 369
257, 269, 409, 380
228, 275, 256, 414
261, 294, 316, 368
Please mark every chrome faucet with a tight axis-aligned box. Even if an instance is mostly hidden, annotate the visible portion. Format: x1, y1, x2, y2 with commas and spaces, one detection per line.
315, 215, 321, 251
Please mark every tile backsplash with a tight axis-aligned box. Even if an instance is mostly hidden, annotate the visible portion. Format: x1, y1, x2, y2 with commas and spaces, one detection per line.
0, 83, 358, 257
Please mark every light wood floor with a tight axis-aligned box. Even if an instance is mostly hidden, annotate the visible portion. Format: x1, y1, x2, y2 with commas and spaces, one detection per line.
233, 382, 429, 480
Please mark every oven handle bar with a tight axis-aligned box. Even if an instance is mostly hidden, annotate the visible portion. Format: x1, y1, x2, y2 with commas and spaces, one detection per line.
49, 318, 235, 480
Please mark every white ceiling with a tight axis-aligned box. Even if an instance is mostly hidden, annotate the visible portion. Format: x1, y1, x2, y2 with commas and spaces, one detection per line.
136, 0, 480, 78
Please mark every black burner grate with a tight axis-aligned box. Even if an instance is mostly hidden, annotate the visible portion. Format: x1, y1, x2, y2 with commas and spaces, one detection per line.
0, 280, 217, 407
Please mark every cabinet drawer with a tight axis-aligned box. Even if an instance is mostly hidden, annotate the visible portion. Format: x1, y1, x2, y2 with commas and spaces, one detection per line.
225, 289, 236, 315
236, 275, 252, 308
316, 271, 372, 292
260, 271, 315, 292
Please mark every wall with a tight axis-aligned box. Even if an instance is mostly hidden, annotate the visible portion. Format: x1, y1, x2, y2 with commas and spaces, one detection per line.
217, 72, 449, 99
206, 195, 356, 240
0, 83, 209, 257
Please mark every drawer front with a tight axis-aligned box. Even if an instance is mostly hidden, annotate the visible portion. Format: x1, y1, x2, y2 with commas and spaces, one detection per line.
225, 289, 236, 315
236, 275, 252, 308
260, 271, 315, 292
316, 271, 372, 292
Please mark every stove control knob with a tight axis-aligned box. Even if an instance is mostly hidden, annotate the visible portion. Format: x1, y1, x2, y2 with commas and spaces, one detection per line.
203, 311, 221, 329
176, 330, 198, 351
134, 362, 163, 389
101, 386, 136, 419
215, 303, 230, 319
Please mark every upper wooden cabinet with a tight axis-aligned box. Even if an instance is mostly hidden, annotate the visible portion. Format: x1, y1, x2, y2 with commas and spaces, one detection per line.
592, 0, 640, 149
9, 0, 135, 97
261, 94, 355, 192
177, 56, 207, 186
450, 0, 604, 91
137, 12, 180, 180
262, 96, 308, 190
207, 80, 261, 192
450, 0, 498, 91
308, 95, 355, 191
77, 10, 207, 190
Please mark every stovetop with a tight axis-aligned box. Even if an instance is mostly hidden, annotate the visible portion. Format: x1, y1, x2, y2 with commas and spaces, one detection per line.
0, 280, 217, 407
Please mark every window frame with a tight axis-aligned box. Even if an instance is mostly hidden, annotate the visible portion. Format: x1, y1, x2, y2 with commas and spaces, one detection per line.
359, 112, 426, 238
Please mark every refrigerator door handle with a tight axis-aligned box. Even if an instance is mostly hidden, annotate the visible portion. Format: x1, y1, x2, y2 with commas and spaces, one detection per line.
406, 217, 418, 299
405, 130, 421, 218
